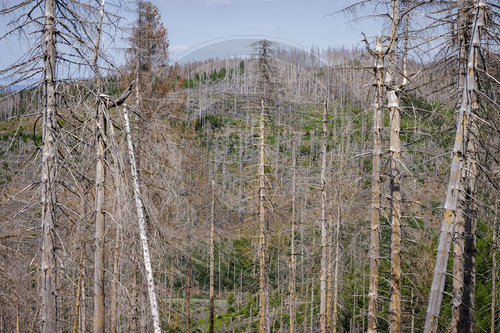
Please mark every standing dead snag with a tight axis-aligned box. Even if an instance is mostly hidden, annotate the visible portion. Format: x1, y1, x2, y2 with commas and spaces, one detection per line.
289, 147, 297, 333
40, 0, 58, 332
94, 96, 106, 333
451, 2, 472, 329
424, 0, 486, 331
319, 100, 328, 333
492, 203, 498, 333
122, 105, 162, 333
253, 39, 278, 333
367, 36, 384, 333
209, 179, 216, 333
258, 97, 268, 333
93, 3, 108, 332
386, 0, 402, 331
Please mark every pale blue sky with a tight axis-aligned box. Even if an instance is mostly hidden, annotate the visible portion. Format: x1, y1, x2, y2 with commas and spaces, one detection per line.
159, 0, 383, 60
0, 0, 386, 78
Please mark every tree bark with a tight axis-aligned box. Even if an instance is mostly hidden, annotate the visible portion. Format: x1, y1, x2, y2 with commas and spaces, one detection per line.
289, 147, 297, 333
41, 0, 58, 332
319, 100, 328, 333
424, 1, 485, 331
122, 105, 162, 333
462, 125, 478, 332
93, 2, 107, 332
72, 246, 85, 333
368, 37, 384, 333
386, 1, 402, 331
209, 180, 215, 333
332, 202, 341, 333
93, 98, 106, 333
492, 202, 497, 333
332, 136, 345, 333
258, 98, 268, 333
110, 225, 121, 333
105, 86, 129, 333
451, 2, 471, 330
185, 205, 192, 333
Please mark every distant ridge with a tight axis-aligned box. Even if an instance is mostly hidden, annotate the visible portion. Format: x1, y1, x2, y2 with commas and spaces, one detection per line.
175, 37, 303, 64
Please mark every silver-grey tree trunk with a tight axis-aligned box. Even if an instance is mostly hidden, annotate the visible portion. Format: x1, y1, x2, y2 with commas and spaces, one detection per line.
258, 98, 268, 333
41, 0, 58, 331
368, 37, 384, 333
93, 2, 107, 332
319, 100, 328, 333
289, 147, 297, 333
424, 1, 485, 331
492, 203, 497, 333
386, 1, 402, 331
451, 2, 471, 329
123, 105, 162, 333
209, 180, 215, 333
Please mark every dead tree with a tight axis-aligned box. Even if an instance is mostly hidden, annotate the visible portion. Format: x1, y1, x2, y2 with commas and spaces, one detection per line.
40, 1, 58, 331
424, 0, 486, 331
93, 2, 108, 332
289, 147, 297, 333
367, 36, 384, 333
386, 0, 402, 331
122, 105, 162, 333
319, 100, 329, 333
258, 97, 268, 333
209, 179, 216, 333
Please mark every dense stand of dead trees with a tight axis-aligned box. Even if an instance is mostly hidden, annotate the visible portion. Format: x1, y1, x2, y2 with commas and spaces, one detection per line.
0, 0, 499, 332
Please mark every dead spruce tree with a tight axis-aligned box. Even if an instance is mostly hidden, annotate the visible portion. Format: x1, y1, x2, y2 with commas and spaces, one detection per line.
319, 100, 329, 333
40, 1, 58, 331
424, 0, 487, 331
364, 36, 384, 333
252, 39, 279, 333
92, 2, 107, 332
385, 0, 402, 331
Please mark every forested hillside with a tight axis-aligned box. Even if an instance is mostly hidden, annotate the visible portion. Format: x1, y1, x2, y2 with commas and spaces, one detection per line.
0, 0, 499, 332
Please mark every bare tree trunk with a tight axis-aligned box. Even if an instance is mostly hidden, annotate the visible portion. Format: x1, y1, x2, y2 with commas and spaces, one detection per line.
93, 2, 107, 332
410, 289, 415, 333
122, 105, 162, 333
424, 1, 485, 331
93, 98, 106, 333
209, 180, 215, 333
386, 1, 402, 332
72, 246, 85, 333
185, 206, 192, 333
105, 108, 126, 333
326, 208, 334, 332
185, 259, 191, 333
492, 202, 497, 333
16, 297, 19, 333
310, 273, 314, 333
110, 226, 120, 333
332, 138, 345, 333
451, 2, 471, 330
258, 98, 268, 333
168, 262, 173, 325
40, 0, 58, 331
319, 100, 328, 333
81, 273, 86, 333
368, 37, 384, 333
452, 199, 467, 333
462, 127, 478, 332
332, 203, 341, 333
289, 147, 297, 333
130, 255, 138, 333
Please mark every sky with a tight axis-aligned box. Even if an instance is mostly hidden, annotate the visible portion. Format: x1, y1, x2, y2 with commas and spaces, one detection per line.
0, 0, 386, 78
160, 0, 383, 61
